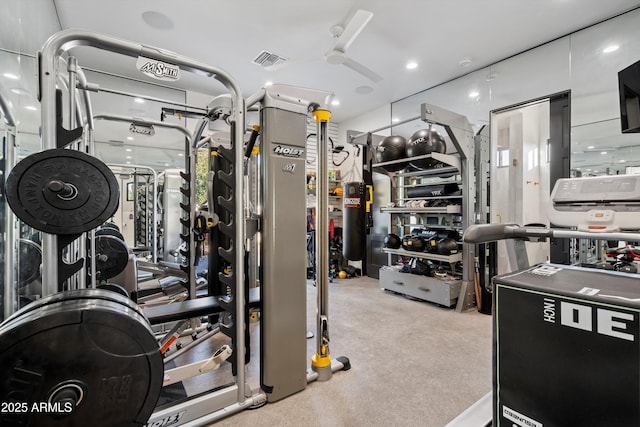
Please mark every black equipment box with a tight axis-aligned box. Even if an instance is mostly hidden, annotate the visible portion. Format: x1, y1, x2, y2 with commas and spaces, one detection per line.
493, 263, 640, 426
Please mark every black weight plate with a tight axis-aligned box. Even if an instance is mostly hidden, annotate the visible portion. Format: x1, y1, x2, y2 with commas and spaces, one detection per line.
100, 222, 120, 232
19, 238, 42, 287
95, 226, 125, 242
0, 289, 162, 427
95, 235, 129, 280
97, 283, 129, 298
1, 288, 145, 328
6, 149, 120, 235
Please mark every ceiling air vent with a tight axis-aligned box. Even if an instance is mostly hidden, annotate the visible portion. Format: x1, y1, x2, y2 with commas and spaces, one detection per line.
252, 50, 287, 68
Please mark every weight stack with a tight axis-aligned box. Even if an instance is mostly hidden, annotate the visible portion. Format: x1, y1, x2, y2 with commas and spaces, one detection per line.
342, 182, 366, 260
493, 264, 640, 426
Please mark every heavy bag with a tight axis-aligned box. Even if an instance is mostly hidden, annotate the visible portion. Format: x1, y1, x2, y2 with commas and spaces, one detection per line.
343, 182, 366, 260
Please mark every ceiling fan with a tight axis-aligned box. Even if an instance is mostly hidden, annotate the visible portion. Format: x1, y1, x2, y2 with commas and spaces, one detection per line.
264, 9, 383, 83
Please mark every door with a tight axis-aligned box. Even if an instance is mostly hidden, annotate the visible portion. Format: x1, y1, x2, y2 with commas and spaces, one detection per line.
490, 100, 552, 273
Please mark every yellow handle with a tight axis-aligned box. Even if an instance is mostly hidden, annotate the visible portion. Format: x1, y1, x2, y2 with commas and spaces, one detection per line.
366, 185, 373, 213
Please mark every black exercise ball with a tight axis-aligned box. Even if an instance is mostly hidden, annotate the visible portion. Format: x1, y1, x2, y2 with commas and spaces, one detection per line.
376, 135, 408, 172
384, 233, 401, 249
406, 128, 446, 170
402, 235, 425, 252
424, 235, 440, 253
436, 238, 459, 255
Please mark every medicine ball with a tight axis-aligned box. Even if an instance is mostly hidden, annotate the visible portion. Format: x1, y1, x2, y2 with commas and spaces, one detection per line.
406, 128, 446, 169
424, 235, 440, 253
436, 238, 459, 255
376, 135, 408, 172
402, 235, 425, 252
338, 270, 348, 279
384, 233, 402, 249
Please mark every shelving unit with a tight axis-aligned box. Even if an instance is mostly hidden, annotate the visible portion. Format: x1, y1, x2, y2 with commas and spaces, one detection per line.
306, 177, 343, 223
365, 103, 477, 311
306, 174, 344, 278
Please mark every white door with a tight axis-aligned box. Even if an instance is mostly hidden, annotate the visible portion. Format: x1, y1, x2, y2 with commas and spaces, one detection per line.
490, 100, 551, 273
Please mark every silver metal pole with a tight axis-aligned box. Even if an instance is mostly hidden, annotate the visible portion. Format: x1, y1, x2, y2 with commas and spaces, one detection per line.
1, 86, 17, 318
315, 116, 329, 354
312, 109, 333, 380
67, 57, 86, 290
3, 127, 17, 317
77, 84, 208, 113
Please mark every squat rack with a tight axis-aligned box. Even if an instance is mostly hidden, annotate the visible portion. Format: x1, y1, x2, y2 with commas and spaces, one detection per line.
37, 28, 249, 405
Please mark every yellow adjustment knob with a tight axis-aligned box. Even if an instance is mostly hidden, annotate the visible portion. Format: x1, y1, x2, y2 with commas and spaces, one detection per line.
312, 109, 331, 123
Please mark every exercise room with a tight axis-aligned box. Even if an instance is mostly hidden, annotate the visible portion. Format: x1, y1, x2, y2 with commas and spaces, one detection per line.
1, 1, 640, 426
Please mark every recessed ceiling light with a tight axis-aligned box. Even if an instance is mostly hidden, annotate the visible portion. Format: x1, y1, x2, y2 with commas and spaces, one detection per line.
459, 58, 472, 67
620, 159, 627, 163
126, 161, 131, 165
485, 73, 498, 82
3, 73, 19, 80
264, 81, 273, 87
587, 145, 595, 149
600, 151, 607, 155
178, 153, 184, 157
392, 117, 400, 123
134, 98, 145, 104
142, 11, 174, 30
331, 99, 340, 106
468, 91, 479, 98
126, 148, 132, 152
603, 45, 619, 54
406, 61, 418, 70
355, 85, 373, 94
126, 156, 132, 159
25, 105, 37, 111
165, 163, 170, 167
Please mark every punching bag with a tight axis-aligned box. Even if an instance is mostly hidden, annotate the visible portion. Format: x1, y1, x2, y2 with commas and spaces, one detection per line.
343, 182, 366, 260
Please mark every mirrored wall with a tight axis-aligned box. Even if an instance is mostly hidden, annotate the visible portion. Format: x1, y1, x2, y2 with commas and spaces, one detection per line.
390, 7, 640, 176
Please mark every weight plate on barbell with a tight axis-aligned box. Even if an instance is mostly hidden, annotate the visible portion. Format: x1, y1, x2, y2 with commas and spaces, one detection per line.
94, 235, 129, 280
0, 289, 163, 426
19, 238, 42, 287
95, 225, 125, 242
99, 222, 121, 232
6, 149, 120, 235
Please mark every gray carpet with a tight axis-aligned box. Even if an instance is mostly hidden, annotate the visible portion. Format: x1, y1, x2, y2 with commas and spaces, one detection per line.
210, 275, 493, 427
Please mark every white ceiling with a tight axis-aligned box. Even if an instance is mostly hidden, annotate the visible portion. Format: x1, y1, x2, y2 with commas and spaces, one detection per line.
1, 0, 640, 169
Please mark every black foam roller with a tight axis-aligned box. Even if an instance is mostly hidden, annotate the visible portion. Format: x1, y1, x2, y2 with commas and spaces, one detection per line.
406, 183, 460, 198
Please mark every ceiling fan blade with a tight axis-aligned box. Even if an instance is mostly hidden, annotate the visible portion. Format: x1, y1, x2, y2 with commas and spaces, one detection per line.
343, 57, 383, 83
333, 9, 373, 51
